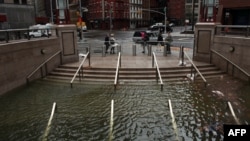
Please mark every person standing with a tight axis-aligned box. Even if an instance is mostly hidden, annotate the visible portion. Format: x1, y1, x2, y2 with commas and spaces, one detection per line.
157, 32, 163, 51
165, 32, 173, 54
141, 31, 148, 53
104, 34, 110, 53
109, 34, 116, 54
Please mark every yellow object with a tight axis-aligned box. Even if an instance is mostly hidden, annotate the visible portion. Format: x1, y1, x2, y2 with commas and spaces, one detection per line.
77, 22, 86, 28
76, 11, 80, 17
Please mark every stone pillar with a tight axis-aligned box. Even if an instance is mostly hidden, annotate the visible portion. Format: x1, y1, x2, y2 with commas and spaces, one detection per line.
193, 22, 220, 63
56, 24, 79, 64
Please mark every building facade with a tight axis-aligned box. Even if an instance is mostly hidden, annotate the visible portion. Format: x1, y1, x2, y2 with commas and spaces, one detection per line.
0, 0, 35, 29
168, 0, 185, 25
198, 0, 250, 25
87, 0, 130, 30
199, 0, 219, 22
220, 0, 250, 25
185, 0, 199, 25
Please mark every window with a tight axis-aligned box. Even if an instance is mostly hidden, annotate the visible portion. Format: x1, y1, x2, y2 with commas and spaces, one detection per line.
14, 0, 19, 4
22, 0, 27, 4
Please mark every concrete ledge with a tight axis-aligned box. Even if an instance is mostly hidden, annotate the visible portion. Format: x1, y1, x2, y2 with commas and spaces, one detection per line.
0, 38, 61, 95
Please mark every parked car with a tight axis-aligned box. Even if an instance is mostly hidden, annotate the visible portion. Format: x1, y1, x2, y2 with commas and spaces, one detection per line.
132, 30, 162, 45
169, 22, 175, 27
24, 29, 50, 38
148, 25, 173, 33
24, 24, 52, 38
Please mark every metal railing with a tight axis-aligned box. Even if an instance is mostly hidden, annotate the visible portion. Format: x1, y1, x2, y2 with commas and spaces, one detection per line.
70, 52, 90, 88
210, 49, 250, 81
0, 27, 57, 43
26, 51, 62, 84
183, 51, 207, 87
77, 42, 90, 55
215, 25, 250, 37
152, 52, 163, 91
114, 52, 121, 90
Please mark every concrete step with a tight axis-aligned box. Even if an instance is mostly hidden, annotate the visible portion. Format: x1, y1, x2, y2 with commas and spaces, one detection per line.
47, 64, 226, 82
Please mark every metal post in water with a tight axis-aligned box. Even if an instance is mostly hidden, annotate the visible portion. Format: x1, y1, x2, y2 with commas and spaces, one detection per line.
109, 100, 114, 141
132, 44, 136, 56
168, 99, 180, 141
42, 102, 57, 141
228, 102, 240, 124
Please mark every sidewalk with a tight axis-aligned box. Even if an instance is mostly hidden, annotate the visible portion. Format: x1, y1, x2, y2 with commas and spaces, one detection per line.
73, 28, 199, 69
69, 45, 208, 69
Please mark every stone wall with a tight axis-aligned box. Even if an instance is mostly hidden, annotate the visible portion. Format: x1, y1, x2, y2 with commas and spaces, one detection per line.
212, 36, 250, 81
0, 38, 61, 95
194, 22, 250, 81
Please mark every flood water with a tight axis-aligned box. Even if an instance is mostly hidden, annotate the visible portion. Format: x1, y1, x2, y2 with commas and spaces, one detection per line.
0, 79, 249, 141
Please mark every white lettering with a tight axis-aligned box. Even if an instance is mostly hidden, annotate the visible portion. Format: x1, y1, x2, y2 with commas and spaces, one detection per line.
228, 129, 235, 136
241, 129, 246, 136
228, 129, 247, 136
235, 129, 240, 136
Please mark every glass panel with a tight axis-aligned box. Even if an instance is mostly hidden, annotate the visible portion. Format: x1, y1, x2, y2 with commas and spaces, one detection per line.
207, 7, 213, 17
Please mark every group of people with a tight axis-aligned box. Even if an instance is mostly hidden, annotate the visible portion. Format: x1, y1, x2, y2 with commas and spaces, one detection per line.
141, 31, 173, 54
158, 32, 173, 54
104, 31, 173, 55
104, 33, 116, 54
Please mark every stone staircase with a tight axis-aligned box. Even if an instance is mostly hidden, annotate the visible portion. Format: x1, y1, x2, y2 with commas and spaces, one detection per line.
45, 64, 226, 83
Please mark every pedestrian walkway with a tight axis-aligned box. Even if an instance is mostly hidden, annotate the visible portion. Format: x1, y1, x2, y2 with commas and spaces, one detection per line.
67, 45, 209, 69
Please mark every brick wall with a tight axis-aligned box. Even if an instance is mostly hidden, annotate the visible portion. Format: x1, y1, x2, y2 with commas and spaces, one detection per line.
220, 0, 250, 8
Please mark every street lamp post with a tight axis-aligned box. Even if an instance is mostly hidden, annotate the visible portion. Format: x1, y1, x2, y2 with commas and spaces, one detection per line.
50, 0, 53, 23
79, 0, 83, 40
109, 8, 112, 33
140, 8, 167, 34
104, 1, 113, 33
164, 6, 166, 34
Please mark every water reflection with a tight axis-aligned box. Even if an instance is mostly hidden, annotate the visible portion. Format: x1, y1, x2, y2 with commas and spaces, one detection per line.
0, 80, 249, 141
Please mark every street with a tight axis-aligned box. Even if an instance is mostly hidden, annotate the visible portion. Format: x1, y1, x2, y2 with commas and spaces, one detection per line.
81, 26, 194, 49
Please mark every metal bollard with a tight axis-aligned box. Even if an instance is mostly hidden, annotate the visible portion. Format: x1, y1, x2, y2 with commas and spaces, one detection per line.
102, 45, 106, 57
163, 45, 167, 56
133, 44, 136, 56
147, 45, 152, 56
117, 44, 121, 55
179, 45, 186, 66
179, 46, 182, 59
86, 47, 89, 53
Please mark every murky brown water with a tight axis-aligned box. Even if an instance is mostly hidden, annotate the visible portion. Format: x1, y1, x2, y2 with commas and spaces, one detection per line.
0, 79, 249, 141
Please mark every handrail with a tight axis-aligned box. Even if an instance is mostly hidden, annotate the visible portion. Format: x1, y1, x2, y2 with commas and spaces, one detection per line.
215, 25, 250, 37
183, 51, 207, 87
26, 50, 62, 84
152, 52, 163, 91
210, 49, 250, 81
70, 52, 90, 88
0, 27, 56, 43
114, 52, 121, 90
0, 27, 54, 32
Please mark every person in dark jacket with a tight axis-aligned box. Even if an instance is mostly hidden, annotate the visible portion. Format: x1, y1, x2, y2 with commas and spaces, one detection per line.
157, 33, 164, 46
104, 34, 110, 53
